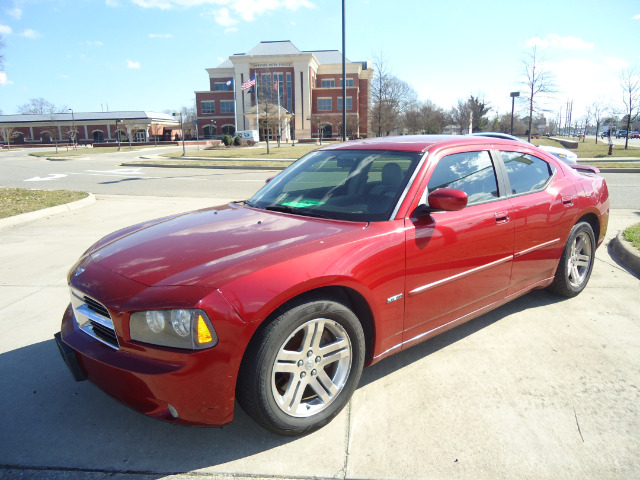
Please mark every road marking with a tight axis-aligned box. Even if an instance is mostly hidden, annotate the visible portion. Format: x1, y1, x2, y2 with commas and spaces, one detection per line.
24, 174, 68, 182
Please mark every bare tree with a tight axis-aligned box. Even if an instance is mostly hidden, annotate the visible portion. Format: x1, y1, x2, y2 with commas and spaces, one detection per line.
1, 126, 19, 150
591, 102, 606, 144
18, 98, 66, 115
522, 47, 555, 142
122, 119, 143, 150
451, 99, 472, 134
371, 53, 417, 136
620, 68, 640, 150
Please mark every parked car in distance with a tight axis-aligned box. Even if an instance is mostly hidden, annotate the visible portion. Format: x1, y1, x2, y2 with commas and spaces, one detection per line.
616, 130, 627, 138
630, 131, 640, 139
469, 132, 578, 164
56, 135, 610, 436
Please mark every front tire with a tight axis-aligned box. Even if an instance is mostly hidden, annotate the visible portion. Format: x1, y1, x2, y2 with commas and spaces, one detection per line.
548, 221, 596, 298
237, 297, 365, 436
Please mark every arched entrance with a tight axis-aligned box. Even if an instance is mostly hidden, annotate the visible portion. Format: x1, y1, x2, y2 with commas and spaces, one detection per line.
93, 130, 104, 142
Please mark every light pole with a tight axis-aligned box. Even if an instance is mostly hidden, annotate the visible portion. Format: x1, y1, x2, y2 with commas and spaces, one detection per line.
69, 108, 76, 148
172, 112, 186, 156
510, 91, 519, 135
341, 0, 346, 142
210, 120, 216, 141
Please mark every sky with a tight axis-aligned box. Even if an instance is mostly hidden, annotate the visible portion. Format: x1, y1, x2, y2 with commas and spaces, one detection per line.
0, 0, 639, 122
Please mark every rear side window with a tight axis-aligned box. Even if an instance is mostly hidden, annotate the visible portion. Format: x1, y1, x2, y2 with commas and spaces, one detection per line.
501, 152, 555, 195
427, 151, 499, 205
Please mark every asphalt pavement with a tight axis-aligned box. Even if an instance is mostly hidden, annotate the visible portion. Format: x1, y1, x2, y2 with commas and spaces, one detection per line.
0, 195, 639, 480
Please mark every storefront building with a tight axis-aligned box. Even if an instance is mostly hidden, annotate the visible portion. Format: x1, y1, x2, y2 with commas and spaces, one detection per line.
195, 40, 373, 141
0, 111, 179, 145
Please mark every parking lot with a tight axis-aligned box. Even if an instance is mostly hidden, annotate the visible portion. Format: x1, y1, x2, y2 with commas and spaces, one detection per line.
0, 191, 638, 479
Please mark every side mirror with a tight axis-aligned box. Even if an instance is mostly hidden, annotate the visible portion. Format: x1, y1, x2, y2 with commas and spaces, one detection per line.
427, 188, 468, 211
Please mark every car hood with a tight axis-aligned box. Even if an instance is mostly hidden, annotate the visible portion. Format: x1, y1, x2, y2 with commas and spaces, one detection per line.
85, 203, 365, 287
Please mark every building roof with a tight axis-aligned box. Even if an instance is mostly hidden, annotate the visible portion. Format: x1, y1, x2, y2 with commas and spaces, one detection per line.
229, 41, 350, 64
0, 111, 178, 124
243, 40, 302, 56
304, 50, 349, 64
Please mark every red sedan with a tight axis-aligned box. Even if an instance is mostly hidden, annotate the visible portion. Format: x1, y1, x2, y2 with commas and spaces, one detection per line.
56, 135, 609, 436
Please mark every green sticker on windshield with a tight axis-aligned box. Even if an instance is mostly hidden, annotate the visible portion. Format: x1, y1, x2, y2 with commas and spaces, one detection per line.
281, 199, 325, 208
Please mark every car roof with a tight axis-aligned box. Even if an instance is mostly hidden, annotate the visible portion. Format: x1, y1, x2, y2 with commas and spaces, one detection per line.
317, 134, 524, 153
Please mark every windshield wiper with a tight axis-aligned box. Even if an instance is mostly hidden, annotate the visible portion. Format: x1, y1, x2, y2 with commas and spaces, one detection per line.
264, 204, 332, 219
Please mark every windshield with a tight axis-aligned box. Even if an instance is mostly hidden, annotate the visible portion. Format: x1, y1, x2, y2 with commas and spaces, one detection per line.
248, 149, 424, 222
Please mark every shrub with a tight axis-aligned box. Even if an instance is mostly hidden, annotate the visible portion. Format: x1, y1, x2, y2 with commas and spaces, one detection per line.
233, 135, 242, 146
222, 134, 233, 146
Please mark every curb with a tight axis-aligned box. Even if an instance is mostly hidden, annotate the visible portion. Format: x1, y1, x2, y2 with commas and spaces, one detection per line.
121, 162, 288, 171
609, 230, 640, 277
0, 193, 96, 230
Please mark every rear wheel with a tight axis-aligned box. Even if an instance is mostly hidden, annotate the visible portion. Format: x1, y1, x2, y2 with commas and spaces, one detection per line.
237, 297, 365, 436
548, 221, 596, 297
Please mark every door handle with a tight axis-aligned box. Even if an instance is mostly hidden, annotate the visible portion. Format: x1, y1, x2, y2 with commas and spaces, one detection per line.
494, 211, 510, 224
562, 195, 574, 206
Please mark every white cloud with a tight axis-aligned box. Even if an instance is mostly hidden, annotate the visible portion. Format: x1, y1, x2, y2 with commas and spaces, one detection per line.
213, 7, 237, 27
6, 7, 22, 20
149, 33, 173, 38
224, 27, 237, 33
19, 29, 41, 39
130, 0, 315, 26
126, 59, 141, 69
105, 0, 120, 6
633, 14, 640, 20
81, 40, 104, 46
0, 71, 12, 86
526, 34, 594, 50
0, 25, 12, 35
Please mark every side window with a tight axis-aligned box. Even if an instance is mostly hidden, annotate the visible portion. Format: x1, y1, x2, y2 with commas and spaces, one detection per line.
427, 151, 499, 205
501, 151, 555, 195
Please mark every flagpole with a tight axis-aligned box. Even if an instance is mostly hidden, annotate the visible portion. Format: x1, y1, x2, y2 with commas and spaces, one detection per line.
255, 75, 259, 139
232, 77, 237, 136
277, 79, 281, 145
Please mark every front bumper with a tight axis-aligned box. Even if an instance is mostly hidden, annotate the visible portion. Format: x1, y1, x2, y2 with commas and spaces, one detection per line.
57, 302, 246, 426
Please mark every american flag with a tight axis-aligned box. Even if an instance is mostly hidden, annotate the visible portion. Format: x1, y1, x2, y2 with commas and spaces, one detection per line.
241, 76, 255, 91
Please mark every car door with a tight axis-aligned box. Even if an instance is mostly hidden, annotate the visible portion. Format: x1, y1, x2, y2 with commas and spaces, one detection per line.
496, 150, 580, 294
403, 148, 515, 350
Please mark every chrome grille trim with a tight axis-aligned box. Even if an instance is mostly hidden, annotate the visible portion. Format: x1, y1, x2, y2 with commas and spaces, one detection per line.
70, 288, 120, 350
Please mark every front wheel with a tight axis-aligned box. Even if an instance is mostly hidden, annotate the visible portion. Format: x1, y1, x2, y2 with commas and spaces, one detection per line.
237, 297, 365, 436
548, 221, 596, 298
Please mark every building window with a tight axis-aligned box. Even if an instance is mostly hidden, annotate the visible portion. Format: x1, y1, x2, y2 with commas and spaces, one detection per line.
214, 82, 228, 91
286, 73, 292, 112
321, 79, 335, 88
202, 101, 215, 114
340, 78, 354, 87
221, 100, 234, 114
222, 125, 235, 136
317, 98, 332, 111
337, 97, 352, 111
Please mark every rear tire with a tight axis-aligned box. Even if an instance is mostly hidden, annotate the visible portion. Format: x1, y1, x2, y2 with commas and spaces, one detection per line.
548, 221, 596, 298
237, 297, 365, 436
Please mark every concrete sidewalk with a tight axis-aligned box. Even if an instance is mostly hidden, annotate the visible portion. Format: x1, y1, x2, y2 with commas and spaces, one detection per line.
1, 196, 639, 480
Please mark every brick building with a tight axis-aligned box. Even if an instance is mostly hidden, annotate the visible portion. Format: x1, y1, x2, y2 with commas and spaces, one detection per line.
195, 40, 373, 141
0, 111, 179, 145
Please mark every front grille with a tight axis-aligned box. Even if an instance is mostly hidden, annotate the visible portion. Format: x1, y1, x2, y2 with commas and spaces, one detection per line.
70, 289, 120, 350
84, 296, 110, 318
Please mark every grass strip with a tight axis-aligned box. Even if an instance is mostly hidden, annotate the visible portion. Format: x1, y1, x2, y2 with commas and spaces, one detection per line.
0, 187, 88, 218
623, 223, 640, 250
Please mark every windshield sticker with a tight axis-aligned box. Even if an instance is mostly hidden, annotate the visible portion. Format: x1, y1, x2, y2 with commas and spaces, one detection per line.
281, 199, 325, 208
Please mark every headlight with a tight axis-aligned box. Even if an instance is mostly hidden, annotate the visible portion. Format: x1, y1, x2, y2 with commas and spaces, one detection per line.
130, 309, 218, 350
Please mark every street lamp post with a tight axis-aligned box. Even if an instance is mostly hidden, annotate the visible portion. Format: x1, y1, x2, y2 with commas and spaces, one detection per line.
172, 112, 186, 156
510, 91, 520, 135
69, 108, 76, 148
